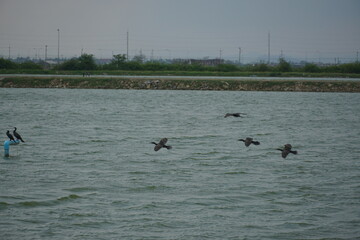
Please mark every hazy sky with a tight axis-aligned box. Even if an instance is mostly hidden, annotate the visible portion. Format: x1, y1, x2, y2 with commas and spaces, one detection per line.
1, 0, 359, 63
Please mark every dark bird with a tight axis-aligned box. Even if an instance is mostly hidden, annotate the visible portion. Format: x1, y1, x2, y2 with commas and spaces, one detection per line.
224, 113, 246, 118
13, 127, 25, 142
6, 130, 15, 141
277, 144, 298, 158
239, 137, 260, 147
151, 138, 172, 151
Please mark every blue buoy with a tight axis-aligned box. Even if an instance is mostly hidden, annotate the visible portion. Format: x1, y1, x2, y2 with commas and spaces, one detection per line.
4, 139, 20, 157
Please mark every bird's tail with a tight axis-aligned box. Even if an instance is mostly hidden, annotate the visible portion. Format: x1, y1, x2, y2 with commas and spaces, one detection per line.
165, 145, 172, 150
290, 150, 297, 155
252, 141, 260, 145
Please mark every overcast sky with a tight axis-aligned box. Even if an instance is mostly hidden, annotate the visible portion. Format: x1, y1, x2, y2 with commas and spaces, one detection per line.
1, 0, 359, 63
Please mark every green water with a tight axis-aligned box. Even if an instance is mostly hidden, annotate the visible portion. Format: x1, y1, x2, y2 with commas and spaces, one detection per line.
1, 88, 359, 239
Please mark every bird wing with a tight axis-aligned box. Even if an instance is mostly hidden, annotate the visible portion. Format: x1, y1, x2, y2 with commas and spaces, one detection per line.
282, 150, 289, 158
154, 145, 162, 151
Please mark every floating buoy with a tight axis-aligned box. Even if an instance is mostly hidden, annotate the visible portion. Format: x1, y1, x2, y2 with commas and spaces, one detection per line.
3, 139, 20, 157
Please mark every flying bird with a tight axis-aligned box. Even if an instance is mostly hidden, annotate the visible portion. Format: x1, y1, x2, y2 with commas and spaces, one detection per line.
239, 137, 260, 147
6, 130, 15, 141
13, 127, 25, 142
277, 144, 298, 158
151, 138, 172, 151
224, 113, 246, 118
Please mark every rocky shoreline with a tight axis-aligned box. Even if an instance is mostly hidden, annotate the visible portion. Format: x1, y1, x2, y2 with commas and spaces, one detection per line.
1, 76, 360, 92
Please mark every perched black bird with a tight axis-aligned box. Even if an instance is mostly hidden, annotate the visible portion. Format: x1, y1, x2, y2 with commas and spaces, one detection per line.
151, 138, 172, 151
224, 113, 246, 118
6, 130, 15, 141
277, 144, 298, 158
13, 127, 25, 142
239, 137, 260, 147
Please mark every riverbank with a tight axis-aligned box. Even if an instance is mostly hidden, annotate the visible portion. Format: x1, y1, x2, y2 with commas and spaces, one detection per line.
1, 76, 360, 92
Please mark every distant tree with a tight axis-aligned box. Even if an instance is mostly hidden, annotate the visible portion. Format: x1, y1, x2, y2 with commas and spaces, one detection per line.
249, 63, 270, 72
216, 64, 239, 72
124, 61, 143, 70
78, 54, 96, 70
132, 54, 146, 63
303, 63, 321, 73
58, 58, 79, 70
18, 61, 42, 69
277, 58, 292, 72
338, 62, 360, 73
0, 57, 17, 69
111, 54, 126, 69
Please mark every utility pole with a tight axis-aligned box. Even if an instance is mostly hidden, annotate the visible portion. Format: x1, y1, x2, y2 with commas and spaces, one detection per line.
126, 30, 129, 61
45, 45, 48, 61
357, 51, 359, 62
57, 29, 60, 65
238, 47, 241, 65
8, 44, 10, 59
219, 49, 222, 61
268, 31, 270, 64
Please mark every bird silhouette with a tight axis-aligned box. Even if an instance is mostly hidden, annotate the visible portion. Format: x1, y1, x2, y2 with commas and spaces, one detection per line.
151, 138, 172, 151
13, 127, 25, 142
6, 130, 15, 141
224, 113, 246, 118
277, 144, 297, 158
239, 137, 260, 147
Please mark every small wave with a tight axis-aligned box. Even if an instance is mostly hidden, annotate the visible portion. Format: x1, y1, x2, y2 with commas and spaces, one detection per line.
19, 200, 54, 207
13, 194, 81, 208
89, 139, 110, 143
57, 194, 80, 201
0, 201, 10, 210
64, 187, 97, 192
255, 132, 273, 136
128, 171, 148, 175
224, 171, 248, 175
128, 185, 171, 193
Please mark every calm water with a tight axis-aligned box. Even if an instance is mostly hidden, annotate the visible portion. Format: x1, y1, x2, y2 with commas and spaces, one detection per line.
1, 88, 359, 240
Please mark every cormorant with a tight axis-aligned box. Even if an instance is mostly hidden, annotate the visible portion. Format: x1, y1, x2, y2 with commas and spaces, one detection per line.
224, 113, 246, 118
277, 144, 297, 158
239, 137, 260, 147
13, 127, 25, 142
151, 138, 172, 151
6, 130, 15, 141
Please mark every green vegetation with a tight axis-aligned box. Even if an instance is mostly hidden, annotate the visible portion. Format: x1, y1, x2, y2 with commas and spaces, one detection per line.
1, 54, 360, 77
1, 76, 359, 92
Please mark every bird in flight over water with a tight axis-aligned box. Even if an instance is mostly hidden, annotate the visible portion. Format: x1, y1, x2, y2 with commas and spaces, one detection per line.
224, 113, 246, 118
277, 144, 298, 158
239, 137, 260, 147
151, 138, 172, 151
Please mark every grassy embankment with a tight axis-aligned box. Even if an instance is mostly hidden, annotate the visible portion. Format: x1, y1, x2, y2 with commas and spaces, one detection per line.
1, 69, 360, 78
1, 75, 360, 92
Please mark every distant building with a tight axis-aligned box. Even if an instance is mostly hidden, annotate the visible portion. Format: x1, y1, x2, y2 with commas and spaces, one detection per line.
174, 58, 224, 66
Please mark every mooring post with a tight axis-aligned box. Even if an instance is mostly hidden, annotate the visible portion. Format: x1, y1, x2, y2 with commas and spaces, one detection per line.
4, 139, 20, 157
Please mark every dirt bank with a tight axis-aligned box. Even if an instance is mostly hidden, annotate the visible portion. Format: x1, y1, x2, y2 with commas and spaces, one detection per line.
1, 76, 360, 92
